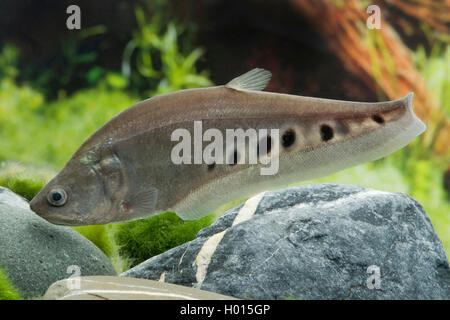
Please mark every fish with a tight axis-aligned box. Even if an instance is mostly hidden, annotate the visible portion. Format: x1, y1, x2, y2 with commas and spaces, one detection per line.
29, 68, 426, 226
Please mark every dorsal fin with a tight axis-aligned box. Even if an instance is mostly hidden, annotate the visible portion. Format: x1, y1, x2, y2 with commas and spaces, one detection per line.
225, 68, 272, 91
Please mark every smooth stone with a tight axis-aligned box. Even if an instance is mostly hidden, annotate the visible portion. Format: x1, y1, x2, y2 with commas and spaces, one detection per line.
44, 276, 237, 300
0, 187, 116, 299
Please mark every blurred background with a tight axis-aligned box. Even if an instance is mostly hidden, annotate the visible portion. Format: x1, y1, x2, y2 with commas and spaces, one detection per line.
0, 0, 448, 272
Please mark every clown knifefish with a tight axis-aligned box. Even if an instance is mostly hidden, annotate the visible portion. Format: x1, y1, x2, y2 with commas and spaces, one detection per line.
30, 68, 426, 225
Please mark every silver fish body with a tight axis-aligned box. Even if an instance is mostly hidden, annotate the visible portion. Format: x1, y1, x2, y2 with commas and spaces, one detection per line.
30, 69, 426, 225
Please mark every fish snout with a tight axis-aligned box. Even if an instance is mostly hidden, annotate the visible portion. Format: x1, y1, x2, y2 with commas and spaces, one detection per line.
29, 195, 43, 216
29, 193, 68, 225
29, 198, 37, 213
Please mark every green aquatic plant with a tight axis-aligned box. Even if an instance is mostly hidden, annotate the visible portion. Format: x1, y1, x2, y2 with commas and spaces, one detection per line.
414, 42, 450, 159
40, 88, 138, 167
21, 25, 107, 99
0, 78, 138, 168
415, 44, 450, 115
122, 6, 212, 97
0, 45, 19, 80
0, 267, 22, 300
115, 212, 215, 267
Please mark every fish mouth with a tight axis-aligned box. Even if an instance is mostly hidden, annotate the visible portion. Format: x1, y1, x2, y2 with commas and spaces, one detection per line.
32, 210, 86, 226
29, 199, 84, 226
43, 218, 82, 226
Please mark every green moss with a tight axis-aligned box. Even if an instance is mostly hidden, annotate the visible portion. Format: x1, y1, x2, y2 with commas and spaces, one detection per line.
70, 213, 217, 274
71, 213, 217, 273
72, 225, 114, 258
71, 224, 134, 274
0, 267, 22, 300
72, 212, 217, 272
0, 162, 55, 200
115, 212, 215, 267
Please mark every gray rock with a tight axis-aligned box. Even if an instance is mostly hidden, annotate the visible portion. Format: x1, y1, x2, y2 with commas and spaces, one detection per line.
122, 184, 450, 300
0, 187, 116, 299
44, 276, 237, 300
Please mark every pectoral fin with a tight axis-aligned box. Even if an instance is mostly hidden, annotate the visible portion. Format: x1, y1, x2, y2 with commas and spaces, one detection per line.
120, 187, 159, 218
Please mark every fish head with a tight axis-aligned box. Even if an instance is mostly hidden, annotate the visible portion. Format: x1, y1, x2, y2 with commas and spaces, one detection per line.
30, 154, 112, 226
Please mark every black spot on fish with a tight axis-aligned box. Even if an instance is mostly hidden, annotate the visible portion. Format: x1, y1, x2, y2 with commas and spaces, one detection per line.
372, 114, 384, 124
320, 124, 334, 141
257, 135, 272, 156
282, 129, 296, 148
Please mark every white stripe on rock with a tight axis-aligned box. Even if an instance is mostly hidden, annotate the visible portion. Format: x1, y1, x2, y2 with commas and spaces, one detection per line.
232, 192, 266, 226
158, 271, 166, 282
193, 192, 266, 288
193, 230, 226, 288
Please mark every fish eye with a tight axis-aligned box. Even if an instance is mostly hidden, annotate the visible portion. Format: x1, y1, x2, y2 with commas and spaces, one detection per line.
47, 188, 68, 207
